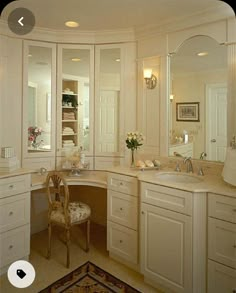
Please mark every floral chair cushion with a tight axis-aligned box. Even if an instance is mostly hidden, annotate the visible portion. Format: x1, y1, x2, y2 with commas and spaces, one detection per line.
50, 202, 91, 224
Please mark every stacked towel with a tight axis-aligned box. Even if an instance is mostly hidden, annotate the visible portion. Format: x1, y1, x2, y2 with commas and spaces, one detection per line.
63, 112, 76, 120
62, 127, 74, 135
62, 140, 75, 148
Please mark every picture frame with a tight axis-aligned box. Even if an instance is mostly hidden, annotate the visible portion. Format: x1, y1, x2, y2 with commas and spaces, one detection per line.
176, 102, 200, 122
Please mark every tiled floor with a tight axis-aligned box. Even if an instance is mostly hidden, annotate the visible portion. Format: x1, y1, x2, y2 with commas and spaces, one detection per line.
0, 223, 161, 293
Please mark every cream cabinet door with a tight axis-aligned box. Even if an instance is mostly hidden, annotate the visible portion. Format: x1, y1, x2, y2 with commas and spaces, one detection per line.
208, 260, 236, 293
140, 203, 192, 293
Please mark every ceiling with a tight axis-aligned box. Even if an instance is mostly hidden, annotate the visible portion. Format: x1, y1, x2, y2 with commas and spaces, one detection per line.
1, 0, 234, 31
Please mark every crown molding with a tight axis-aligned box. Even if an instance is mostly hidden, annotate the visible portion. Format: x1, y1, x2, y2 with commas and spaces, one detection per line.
134, 3, 235, 40
0, 19, 135, 43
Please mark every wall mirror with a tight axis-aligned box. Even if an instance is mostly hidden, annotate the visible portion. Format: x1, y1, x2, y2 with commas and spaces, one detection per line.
23, 41, 56, 155
60, 46, 93, 154
169, 35, 227, 162
95, 45, 121, 155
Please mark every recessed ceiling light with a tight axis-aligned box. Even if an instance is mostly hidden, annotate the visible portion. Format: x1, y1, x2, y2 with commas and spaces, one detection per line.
65, 21, 79, 28
71, 58, 81, 62
197, 52, 208, 57
115, 58, 120, 62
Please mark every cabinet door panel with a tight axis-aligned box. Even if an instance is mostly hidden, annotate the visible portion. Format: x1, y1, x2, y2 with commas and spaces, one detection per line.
208, 217, 236, 269
208, 260, 236, 293
141, 203, 192, 293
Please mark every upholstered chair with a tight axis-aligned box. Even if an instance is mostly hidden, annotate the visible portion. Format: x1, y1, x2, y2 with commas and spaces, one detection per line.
45, 171, 91, 268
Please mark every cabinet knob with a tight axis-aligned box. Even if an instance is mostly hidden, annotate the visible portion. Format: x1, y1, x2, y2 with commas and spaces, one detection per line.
141, 211, 144, 215
119, 240, 123, 243
120, 207, 123, 211
233, 209, 236, 212
8, 184, 14, 189
232, 289, 236, 293
9, 211, 13, 216
119, 182, 123, 186
9, 245, 13, 250
233, 245, 236, 248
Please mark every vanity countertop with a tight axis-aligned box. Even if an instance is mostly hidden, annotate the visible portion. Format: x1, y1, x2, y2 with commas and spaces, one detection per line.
0, 168, 33, 179
28, 166, 236, 198
31, 170, 107, 190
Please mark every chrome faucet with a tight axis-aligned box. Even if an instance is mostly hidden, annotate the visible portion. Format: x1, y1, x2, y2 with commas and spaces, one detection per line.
183, 157, 194, 173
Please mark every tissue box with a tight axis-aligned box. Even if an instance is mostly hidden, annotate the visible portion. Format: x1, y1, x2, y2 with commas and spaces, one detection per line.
0, 156, 20, 171
1, 147, 15, 158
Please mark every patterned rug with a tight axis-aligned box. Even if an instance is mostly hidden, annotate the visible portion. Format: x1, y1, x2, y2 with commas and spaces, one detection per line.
39, 261, 141, 292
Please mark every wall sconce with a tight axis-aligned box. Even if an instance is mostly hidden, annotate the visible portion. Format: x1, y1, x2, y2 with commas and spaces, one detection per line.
143, 69, 157, 89
170, 94, 174, 102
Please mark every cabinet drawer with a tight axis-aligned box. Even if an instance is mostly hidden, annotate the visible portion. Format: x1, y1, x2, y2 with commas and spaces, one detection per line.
107, 173, 138, 196
0, 224, 30, 268
108, 190, 137, 230
208, 260, 236, 293
208, 218, 236, 269
141, 182, 192, 215
0, 193, 30, 233
208, 193, 236, 224
107, 221, 137, 264
0, 174, 31, 199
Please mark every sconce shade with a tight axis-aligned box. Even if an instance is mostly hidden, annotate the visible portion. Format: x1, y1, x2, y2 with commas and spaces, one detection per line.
222, 147, 236, 186
144, 69, 157, 89
170, 94, 174, 101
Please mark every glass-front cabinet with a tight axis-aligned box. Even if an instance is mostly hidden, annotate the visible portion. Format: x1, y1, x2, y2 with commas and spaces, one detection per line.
22, 41, 56, 160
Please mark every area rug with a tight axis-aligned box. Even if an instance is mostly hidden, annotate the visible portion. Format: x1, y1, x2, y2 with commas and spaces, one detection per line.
39, 261, 141, 292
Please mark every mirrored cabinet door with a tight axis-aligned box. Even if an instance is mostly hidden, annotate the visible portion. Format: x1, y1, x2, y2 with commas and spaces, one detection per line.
95, 44, 124, 156
23, 41, 56, 158
57, 44, 94, 157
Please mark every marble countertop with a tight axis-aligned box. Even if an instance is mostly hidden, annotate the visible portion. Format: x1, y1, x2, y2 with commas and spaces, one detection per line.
31, 170, 107, 190
0, 168, 33, 179
2, 166, 235, 199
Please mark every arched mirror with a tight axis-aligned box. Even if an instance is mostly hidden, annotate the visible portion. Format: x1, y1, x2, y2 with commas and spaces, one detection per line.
168, 35, 227, 162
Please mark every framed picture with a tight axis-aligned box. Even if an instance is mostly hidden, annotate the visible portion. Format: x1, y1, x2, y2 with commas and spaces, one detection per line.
176, 102, 200, 122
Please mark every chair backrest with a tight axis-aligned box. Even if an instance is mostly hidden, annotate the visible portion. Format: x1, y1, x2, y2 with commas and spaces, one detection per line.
45, 171, 70, 223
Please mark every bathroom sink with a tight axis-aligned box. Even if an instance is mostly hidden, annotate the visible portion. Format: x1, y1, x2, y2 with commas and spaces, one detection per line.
155, 172, 203, 183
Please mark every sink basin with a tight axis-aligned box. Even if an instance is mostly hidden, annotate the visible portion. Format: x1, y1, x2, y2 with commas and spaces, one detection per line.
155, 172, 203, 183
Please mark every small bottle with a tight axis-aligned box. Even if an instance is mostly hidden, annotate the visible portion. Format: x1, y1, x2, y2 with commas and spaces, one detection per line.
80, 146, 85, 165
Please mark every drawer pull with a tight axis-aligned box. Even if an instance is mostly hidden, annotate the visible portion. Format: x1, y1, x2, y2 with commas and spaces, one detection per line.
141, 211, 144, 215
119, 182, 123, 186
119, 240, 123, 243
232, 290, 236, 293
233, 245, 236, 248
233, 209, 236, 212
8, 184, 14, 189
120, 207, 123, 211
9, 211, 13, 216
9, 245, 13, 250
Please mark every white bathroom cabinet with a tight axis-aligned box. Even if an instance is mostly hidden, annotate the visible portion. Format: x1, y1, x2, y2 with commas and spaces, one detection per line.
140, 181, 207, 293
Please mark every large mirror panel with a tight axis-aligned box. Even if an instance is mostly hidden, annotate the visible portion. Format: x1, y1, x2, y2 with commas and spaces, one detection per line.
169, 35, 227, 162
24, 42, 56, 154
95, 46, 121, 155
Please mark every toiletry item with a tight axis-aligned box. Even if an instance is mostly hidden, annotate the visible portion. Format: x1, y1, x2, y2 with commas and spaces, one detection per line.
1, 147, 15, 158
136, 160, 145, 168
153, 159, 161, 167
145, 160, 154, 167
183, 130, 188, 143
80, 146, 85, 165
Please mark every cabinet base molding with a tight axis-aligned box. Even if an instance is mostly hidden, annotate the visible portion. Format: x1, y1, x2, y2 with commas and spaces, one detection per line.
109, 252, 139, 272
144, 276, 176, 293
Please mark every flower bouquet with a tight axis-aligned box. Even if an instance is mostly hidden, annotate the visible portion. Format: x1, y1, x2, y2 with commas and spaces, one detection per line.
28, 126, 43, 148
125, 131, 144, 167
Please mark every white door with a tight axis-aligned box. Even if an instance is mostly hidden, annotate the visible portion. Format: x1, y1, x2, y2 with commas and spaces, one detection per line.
140, 203, 192, 293
97, 90, 119, 153
206, 84, 227, 162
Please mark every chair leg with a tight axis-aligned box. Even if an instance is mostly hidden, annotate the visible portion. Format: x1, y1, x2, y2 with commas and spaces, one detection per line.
66, 228, 70, 268
47, 223, 52, 259
85, 220, 90, 252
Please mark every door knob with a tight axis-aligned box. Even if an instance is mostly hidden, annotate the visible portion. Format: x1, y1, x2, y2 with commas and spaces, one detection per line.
211, 139, 216, 142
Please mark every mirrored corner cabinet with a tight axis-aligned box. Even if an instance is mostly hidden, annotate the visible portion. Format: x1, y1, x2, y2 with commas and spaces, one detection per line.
22, 40, 57, 162
22, 41, 135, 170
